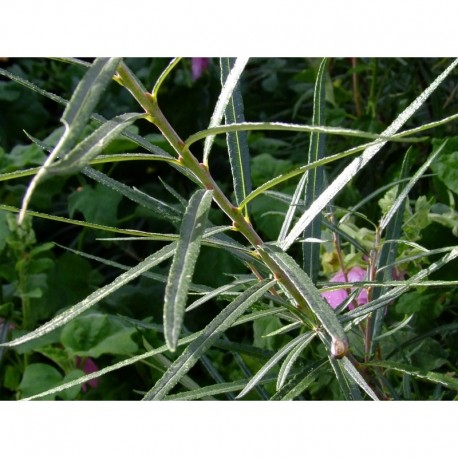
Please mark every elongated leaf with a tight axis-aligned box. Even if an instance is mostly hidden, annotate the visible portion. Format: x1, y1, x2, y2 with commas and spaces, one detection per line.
281, 58, 458, 251
0, 243, 177, 348
380, 141, 447, 231
164, 190, 213, 351
366, 361, 458, 391
303, 58, 327, 282
276, 332, 316, 390
328, 355, 362, 400
55, 243, 211, 294
186, 278, 254, 312
61, 58, 121, 146
0, 203, 162, 237
340, 357, 380, 400
188, 121, 424, 149
276, 360, 327, 400
26, 132, 182, 225
278, 174, 307, 243
0, 66, 189, 165
144, 279, 276, 400
220, 57, 252, 210
48, 112, 145, 175
17, 58, 122, 223
236, 332, 314, 399
203, 58, 249, 163
21, 298, 278, 401
343, 247, 458, 323
260, 243, 349, 358
368, 148, 413, 353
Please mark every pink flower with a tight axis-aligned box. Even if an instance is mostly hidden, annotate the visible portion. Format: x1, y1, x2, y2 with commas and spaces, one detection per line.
321, 266, 368, 310
191, 58, 209, 80
76, 356, 99, 392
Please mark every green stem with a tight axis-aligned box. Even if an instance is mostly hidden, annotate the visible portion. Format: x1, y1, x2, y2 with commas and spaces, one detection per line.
116, 61, 348, 358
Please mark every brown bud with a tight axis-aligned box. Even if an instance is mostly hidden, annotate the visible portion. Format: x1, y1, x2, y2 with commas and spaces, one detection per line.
331, 337, 349, 359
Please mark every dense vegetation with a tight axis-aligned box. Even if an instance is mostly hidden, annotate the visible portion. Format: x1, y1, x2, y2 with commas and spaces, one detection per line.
0, 57, 457, 400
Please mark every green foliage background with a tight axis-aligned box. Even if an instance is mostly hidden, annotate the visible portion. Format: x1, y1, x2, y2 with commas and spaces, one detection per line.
0, 58, 457, 400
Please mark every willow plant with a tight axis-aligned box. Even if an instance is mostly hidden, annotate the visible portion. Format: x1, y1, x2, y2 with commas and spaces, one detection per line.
1, 57, 457, 400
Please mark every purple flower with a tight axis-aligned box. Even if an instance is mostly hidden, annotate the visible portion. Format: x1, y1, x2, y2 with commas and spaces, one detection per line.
76, 356, 99, 392
191, 58, 209, 80
321, 266, 368, 310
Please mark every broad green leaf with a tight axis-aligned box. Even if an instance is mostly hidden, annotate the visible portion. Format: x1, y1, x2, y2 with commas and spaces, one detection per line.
21, 290, 279, 401
164, 189, 213, 351
236, 332, 315, 399
259, 243, 349, 358
68, 183, 123, 227
203, 58, 249, 163
59, 369, 86, 400
281, 58, 458, 251
144, 279, 276, 400
220, 57, 252, 211
303, 58, 327, 283
61, 313, 139, 357
379, 142, 447, 231
18, 363, 62, 400
0, 242, 177, 348
430, 136, 458, 194
366, 360, 458, 391
48, 112, 144, 176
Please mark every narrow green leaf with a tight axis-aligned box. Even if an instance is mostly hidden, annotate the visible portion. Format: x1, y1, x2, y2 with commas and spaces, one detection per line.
186, 278, 255, 312
236, 332, 314, 399
25, 132, 182, 225
203, 58, 249, 164
188, 121, 424, 150
152, 58, 182, 98
343, 247, 458, 323
276, 332, 316, 390
55, 243, 211, 294
340, 357, 380, 400
18, 58, 122, 223
21, 297, 278, 401
220, 58, 252, 211
281, 58, 458, 251
260, 243, 349, 358
144, 279, 276, 400
277, 360, 327, 400
366, 360, 458, 391
164, 190, 213, 351
48, 112, 145, 176
60, 58, 122, 153
0, 67, 181, 161
0, 203, 165, 238
303, 58, 327, 283
328, 356, 362, 400
0, 243, 177, 348
369, 148, 413, 353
